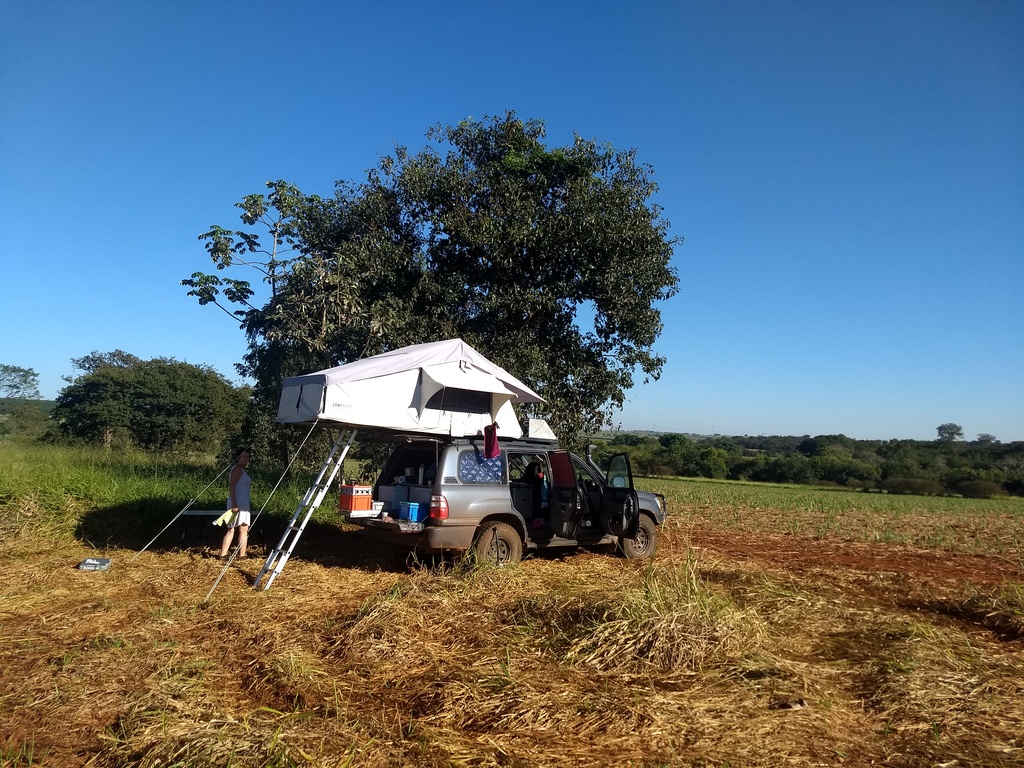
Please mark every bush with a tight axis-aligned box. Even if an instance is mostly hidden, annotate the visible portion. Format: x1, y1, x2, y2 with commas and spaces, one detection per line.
953, 480, 1007, 499
652, 465, 675, 477
879, 478, 946, 497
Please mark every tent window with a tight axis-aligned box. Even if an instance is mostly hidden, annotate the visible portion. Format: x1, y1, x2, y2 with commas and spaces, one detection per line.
424, 387, 491, 414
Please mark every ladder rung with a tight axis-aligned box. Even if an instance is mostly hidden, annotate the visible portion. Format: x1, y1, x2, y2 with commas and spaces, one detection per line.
253, 428, 355, 591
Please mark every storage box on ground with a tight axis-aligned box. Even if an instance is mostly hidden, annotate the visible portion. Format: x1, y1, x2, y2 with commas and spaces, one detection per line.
339, 485, 372, 512
398, 501, 427, 522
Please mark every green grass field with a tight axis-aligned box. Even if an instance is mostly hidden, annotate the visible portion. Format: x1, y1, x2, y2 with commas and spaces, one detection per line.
639, 475, 1024, 558
4, 442, 1019, 555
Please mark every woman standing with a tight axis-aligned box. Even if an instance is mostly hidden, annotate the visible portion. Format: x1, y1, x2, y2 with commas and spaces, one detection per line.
219, 448, 251, 560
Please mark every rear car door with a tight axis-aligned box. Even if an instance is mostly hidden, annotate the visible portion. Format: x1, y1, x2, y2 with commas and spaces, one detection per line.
547, 450, 582, 538
601, 453, 640, 539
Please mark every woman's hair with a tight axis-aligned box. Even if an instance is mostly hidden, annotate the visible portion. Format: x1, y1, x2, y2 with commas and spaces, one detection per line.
232, 447, 252, 463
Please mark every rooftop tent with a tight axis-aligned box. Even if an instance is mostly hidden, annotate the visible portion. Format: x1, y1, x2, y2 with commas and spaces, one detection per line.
276, 339, 543, 438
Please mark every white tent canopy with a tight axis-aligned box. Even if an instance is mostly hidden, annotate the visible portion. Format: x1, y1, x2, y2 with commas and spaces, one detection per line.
276, 339, 543, 438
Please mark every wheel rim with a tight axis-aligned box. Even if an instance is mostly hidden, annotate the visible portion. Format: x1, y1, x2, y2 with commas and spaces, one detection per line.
488, 535, 511, 564
632, 525, 650, 554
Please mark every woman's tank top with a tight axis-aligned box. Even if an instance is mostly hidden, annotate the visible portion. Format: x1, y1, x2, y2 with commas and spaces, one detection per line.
228, 467, 252, 511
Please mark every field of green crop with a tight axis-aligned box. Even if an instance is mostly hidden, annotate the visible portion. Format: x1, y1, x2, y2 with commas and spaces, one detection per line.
638, 475, 1024, 558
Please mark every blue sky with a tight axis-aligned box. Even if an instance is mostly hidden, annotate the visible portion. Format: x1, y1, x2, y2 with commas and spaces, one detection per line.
2, 1, 1022, 441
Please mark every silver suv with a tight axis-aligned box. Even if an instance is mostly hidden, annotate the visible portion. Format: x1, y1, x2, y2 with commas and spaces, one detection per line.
344, 435, 666, 565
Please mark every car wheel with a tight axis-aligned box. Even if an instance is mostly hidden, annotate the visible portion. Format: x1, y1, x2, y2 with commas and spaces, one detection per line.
472, 522, 523, 566
621, 515, 657, 559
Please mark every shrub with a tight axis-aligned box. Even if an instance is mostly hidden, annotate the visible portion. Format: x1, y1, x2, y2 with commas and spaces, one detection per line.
953, 480, 1007, 499
879, 478, 946, 497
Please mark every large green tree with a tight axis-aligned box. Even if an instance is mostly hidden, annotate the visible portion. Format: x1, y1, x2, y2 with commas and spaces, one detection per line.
53, 354, 248, 451
185, 114, 680, 446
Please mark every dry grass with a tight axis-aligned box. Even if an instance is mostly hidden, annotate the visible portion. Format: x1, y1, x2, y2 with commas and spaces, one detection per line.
1, 465, 1023, 766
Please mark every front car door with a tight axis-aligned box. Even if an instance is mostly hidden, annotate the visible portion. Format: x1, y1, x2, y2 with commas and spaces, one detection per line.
601, 453, 640, 539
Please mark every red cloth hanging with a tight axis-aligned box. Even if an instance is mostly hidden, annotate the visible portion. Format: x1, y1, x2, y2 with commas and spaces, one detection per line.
483, 422, 500, 459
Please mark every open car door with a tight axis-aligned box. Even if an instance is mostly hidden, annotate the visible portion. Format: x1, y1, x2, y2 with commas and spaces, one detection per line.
547, 450, 582, 539
601, 453, 640, 539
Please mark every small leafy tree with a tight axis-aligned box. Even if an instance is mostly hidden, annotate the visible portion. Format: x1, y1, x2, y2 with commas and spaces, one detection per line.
0, 365, 46, 439
0, 364, 40, 399
936, 423, 964, 442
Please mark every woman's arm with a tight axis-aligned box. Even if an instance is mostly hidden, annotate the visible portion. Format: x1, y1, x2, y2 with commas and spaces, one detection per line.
229, 466, 242, 509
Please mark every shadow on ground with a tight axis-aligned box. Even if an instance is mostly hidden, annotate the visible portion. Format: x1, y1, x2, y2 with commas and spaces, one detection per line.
76, 500, 409, 573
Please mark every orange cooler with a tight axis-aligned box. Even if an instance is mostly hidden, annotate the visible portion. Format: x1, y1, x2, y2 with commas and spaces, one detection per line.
339, 485, 372, 512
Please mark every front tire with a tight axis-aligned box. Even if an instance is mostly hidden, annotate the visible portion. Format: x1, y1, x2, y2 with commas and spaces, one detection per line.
621, 515, 657, 559
472, 522, 523, 566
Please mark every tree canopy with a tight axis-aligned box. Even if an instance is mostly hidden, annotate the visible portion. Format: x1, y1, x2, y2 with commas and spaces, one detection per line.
53, 353, 249, 451
594, 430, 1023, 497
0, 364, 40, 399
0, 364, 47, 439
936, 423, 964, 442
185, 114, 680, 446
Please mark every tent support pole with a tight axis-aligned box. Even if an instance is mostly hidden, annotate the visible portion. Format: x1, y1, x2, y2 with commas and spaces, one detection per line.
130, 462, 233, 563
203, 420, 322, 603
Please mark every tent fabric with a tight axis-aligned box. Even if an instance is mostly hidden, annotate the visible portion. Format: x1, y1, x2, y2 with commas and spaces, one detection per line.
276, 339, 543, 438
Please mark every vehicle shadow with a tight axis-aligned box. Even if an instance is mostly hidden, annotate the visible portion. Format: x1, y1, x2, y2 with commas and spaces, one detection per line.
75, 500, 409, 574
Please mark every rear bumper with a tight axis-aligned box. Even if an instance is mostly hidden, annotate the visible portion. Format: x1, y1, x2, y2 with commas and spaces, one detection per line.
350, 517, 477, 552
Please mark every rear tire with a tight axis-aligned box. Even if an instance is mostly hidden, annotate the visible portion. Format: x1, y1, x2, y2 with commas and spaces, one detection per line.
472, 522, 523, 566
621, 515, 657, 559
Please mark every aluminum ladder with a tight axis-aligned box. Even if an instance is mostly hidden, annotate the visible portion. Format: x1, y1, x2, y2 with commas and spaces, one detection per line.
253, 429, 356, 591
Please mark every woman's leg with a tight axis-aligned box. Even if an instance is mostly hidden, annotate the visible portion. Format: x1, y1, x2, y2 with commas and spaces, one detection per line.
220, 526, 234, 557
236, 524, 249, 557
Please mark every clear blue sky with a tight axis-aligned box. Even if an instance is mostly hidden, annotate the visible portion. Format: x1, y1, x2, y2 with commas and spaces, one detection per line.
2, 1, 1022, 441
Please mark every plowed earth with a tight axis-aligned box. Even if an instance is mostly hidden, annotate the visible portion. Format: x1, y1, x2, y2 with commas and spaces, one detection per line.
689, 526, 1021, 588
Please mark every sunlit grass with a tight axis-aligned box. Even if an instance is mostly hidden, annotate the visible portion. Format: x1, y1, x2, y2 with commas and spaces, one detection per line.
638, 476, 1024, 557
0, 442, 317, 552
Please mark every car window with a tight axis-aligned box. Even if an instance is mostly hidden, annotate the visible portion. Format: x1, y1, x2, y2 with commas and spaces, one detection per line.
458, 450, 504, 484
508, 452, 548, 482
571, 457, 602, 493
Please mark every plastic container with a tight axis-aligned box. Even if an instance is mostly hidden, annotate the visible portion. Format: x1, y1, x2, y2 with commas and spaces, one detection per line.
339, 485, 372, 512
398, 501, 426, 522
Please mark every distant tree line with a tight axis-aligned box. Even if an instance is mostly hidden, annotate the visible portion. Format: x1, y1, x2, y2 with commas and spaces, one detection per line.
5, 357, 1021, 499
0, 364, 50, 438
590, 427, 1024, 498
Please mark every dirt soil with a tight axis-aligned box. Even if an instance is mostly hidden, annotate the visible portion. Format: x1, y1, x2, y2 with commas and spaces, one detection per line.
688, 526, 1023, 588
